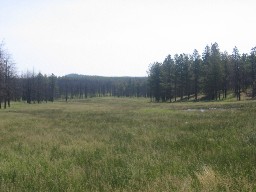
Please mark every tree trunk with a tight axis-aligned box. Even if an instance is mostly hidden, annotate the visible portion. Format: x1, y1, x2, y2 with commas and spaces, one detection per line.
4, 99, 6, 109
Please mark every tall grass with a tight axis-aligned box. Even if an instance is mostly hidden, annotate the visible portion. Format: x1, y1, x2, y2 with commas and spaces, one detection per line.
0, 98, 256, 191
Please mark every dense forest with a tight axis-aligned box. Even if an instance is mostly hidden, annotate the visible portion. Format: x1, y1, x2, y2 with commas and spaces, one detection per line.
19, 74, 148, 104
1, 42, 256, 109
148, 43, 256, 102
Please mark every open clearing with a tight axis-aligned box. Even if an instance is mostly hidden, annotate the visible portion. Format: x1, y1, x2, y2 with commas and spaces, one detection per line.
0, 98, 256, 191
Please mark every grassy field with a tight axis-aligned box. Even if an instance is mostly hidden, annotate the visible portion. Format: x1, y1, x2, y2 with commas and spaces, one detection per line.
0, 98, 256, 191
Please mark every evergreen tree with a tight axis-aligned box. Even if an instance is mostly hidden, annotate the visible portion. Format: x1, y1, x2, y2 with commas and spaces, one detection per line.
202, 45, 212, 99
240, 54, 250, 93
175, 54, 186, 100
250, 47, 256, 98
49, 73, 57, 102
148, 62, 161, 102
192, 49, 201, 101
221, 51, 231, 98
160, 55, 174, 102
232, 46, 241, 100
0, 47, 4, 108
35, 73, 44, 103
183, 54, 192, 100
210, 43, 222, 100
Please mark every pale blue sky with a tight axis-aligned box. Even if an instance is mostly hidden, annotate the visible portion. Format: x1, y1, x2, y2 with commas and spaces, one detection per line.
1, 0, 256, 76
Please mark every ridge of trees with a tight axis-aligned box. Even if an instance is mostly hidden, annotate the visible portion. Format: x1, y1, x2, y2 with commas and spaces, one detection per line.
15, 73, 148, 104
1, 69, 148, 109
0, 42, 148, 109
56, 74, 148, 101
148, 43, 256, 102
2, 41, 256, 108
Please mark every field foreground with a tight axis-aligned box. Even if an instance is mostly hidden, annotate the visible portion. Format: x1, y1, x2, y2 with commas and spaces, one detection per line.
0, 98, 256, 191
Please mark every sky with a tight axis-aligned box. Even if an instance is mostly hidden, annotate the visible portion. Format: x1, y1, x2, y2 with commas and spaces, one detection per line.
1, 0, 256, 77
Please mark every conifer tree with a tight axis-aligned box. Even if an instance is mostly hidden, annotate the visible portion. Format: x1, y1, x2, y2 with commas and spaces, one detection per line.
192, 49, 201, 101
232, 46, 241, 100
250, 47, 256, 98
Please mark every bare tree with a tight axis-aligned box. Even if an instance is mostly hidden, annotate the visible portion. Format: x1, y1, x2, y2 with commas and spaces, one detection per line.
0, 42, 16, 108
0, 44, 4, 108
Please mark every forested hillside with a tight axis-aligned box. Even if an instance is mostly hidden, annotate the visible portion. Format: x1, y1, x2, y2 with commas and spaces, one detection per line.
148, 43, 256, 102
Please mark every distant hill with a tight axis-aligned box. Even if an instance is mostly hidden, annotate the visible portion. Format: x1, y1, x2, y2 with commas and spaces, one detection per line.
64, 73, 147, 79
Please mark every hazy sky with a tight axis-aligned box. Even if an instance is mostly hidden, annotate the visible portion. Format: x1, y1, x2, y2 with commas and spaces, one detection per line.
1, 0, 256, 77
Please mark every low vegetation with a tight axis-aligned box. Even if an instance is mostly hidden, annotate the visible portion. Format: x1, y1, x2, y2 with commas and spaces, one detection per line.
0, 98, 256, 191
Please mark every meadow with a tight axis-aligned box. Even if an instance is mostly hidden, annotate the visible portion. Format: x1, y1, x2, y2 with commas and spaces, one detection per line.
0, 97, 256, 191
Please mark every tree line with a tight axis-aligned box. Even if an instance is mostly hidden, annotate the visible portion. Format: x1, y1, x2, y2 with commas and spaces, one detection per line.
57, 74, 148, 101
19, 74, 147, 104
1, 52, 148, 109
1, 42, 149, 109
148, 43, 256, 102
2, 41, 256, 108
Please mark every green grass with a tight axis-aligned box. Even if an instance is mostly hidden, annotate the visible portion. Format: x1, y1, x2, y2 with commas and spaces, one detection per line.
1, 97, 256, 191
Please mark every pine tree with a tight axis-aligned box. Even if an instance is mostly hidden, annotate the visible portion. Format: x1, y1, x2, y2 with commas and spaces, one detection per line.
148, 62, 161, 102
160, 55, 174, 102
221, 51, 231, 99
250, 47, 256, 98
192, 49, 201, 101
183, 54, 192, 100
202, 45, 212, 99
232, 46, 241, 100
210, 43, 222, 100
